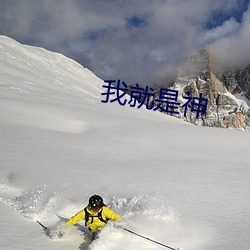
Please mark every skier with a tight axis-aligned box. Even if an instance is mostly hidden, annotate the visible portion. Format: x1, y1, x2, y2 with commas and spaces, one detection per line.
66, 194, 121, 239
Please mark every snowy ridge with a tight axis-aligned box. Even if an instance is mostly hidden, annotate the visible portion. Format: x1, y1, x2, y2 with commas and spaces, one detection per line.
0, 36, 250, 250
0, 35, 102, 96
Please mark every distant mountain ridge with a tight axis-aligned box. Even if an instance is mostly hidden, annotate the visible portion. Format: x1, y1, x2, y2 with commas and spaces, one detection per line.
217, 66, 250, 101
151, 49, 250, 130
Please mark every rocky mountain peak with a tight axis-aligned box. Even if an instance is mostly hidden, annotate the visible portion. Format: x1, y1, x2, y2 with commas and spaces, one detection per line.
177, 48, 210, 78
151, 49, 250, 130
216, 66, 250, 101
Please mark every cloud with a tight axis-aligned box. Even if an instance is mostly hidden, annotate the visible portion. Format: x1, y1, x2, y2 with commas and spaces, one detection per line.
209, 3, 250, 69
200, 18, 240, 45
0, 0, 249, 86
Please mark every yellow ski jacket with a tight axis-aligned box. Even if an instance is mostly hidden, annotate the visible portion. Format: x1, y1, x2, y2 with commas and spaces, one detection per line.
67, 206, 121, 233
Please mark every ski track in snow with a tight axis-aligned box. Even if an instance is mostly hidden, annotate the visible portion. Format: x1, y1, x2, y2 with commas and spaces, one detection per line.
0, 99, 91, 134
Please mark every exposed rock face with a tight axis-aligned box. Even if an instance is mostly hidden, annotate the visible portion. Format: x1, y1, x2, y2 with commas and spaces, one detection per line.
151, 49, 250, 130
217, 66, 250, 100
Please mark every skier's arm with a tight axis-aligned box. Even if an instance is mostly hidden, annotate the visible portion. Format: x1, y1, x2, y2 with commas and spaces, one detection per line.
104, 207, 122, 222
67, 209, 85, 225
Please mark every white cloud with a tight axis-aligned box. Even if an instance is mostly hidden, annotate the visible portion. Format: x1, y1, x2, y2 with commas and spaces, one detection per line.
200, 18, 240, 45
209, 5, 250, 69
0, 0, 249, 85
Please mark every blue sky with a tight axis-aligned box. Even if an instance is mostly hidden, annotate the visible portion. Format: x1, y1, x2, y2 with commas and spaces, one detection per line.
206, 0, 249, 28
0, 0, 249, 86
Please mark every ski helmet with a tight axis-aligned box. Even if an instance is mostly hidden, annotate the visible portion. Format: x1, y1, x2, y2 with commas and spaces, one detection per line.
89, 195, 104, 210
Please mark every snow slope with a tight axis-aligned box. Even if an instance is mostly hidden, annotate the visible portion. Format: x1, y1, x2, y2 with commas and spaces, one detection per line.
0, 36, 250, 250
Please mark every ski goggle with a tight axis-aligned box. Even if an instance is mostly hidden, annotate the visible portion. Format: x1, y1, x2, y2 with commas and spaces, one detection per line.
90, 204, 101, 211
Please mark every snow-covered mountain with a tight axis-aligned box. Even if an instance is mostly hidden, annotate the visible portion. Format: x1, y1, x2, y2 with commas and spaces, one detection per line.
217, 65, 250, 102
151, 49, 250, 130
0, 36, 250, 250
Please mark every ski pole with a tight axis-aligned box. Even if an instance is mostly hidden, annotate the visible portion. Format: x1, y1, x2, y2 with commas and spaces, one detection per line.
122, 227, 180, 250
37, 220, 48, 231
